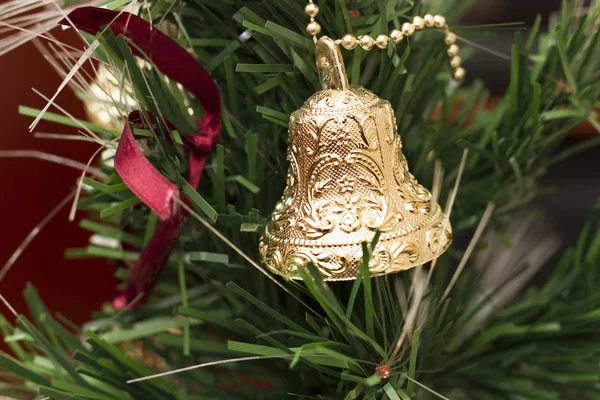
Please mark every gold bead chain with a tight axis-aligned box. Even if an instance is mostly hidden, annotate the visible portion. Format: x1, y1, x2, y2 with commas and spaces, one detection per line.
304, 1, 465, 81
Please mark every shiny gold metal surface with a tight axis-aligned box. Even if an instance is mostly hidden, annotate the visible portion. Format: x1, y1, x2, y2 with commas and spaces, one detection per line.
83, 65, 135, 130
260, 37, 452, 280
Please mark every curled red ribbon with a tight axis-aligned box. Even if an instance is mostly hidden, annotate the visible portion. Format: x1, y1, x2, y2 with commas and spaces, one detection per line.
61, 7, 222, 309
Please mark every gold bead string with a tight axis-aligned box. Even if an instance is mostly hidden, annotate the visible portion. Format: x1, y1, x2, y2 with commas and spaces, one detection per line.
304, 1, 465, 81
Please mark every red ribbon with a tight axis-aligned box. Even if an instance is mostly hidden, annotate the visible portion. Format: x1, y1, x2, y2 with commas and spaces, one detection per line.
61, 7, 222, 309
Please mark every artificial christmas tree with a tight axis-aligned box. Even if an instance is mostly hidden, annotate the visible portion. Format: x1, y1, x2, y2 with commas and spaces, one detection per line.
0, 0, 599, 399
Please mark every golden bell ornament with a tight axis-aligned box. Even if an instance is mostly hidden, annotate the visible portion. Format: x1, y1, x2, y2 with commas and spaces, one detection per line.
83, 64, 137, 131
83, 18, 180, 131
260, 37, 452, 280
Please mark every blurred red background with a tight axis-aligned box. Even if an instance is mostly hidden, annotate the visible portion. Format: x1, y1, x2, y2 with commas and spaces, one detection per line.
0, 29, 114, 325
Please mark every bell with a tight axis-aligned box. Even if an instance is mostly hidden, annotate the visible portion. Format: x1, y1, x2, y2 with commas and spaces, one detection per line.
260, 37, 452, 280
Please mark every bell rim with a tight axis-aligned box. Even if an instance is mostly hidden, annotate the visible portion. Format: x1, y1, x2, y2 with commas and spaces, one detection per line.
262, 234, 452, 281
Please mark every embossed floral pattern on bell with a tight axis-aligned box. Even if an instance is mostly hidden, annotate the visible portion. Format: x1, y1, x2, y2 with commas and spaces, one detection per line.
260, 37, 451, 280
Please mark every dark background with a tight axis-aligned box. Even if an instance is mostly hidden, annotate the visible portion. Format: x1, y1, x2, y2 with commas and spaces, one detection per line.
0, 29, 112, 325
462, 0, 600, 251
0, 0, 597, 325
